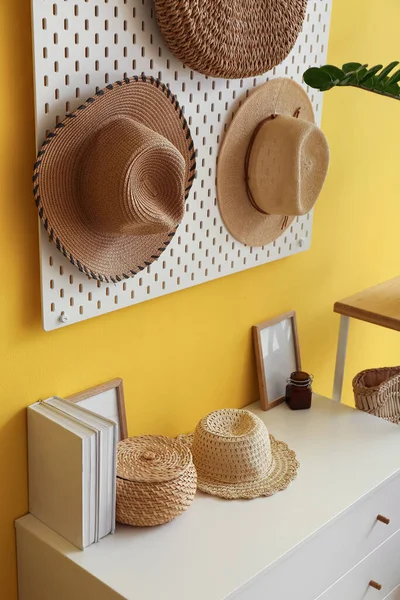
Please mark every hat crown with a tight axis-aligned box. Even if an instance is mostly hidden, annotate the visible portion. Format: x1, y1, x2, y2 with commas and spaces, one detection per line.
79, 117, 186, 235
192, 409, 273, 484
247, 114, 329, 216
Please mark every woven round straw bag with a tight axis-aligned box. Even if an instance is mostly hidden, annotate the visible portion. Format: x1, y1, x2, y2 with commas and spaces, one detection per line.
33, 75, 196, 283
353, 367, 400, 424
155, 0, 307, 79
182, 408, 299, 500
217, 78, 329, 247
116, 436, 197, 527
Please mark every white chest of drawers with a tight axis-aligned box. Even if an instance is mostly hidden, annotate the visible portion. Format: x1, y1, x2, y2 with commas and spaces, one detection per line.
16, 396, 400, 600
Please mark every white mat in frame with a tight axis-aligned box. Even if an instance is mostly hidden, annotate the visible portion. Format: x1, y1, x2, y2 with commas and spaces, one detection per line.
31, 0, 333, 330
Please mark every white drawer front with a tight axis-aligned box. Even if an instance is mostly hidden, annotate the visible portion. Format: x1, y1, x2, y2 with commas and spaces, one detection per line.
232, 472, 400, 600
316, 529, 400, 600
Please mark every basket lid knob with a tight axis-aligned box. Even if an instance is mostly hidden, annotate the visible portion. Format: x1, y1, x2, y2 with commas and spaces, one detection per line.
142, 451, 156, 461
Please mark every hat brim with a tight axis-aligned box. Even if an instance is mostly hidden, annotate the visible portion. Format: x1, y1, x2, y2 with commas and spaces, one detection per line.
217, 78, 315, 247
33, 76, 196, 283
178, 433, 299, 500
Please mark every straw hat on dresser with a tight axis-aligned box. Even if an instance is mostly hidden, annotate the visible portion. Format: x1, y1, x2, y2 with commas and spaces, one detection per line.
181, 408, 299, 500
217, 78, 330, 247
155, 0, 308, 79
33, 75, 196, 283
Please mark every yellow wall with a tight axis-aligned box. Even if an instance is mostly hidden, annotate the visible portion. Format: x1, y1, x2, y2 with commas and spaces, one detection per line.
1, 0, 400, 597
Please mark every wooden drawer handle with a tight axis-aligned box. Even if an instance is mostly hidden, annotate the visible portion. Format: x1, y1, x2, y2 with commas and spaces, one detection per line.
369, 580, 382, 591
377, 514, 390, 525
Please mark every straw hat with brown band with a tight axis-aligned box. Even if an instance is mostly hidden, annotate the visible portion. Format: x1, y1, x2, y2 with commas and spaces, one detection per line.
33, 75, 196, 283
155, 0, 308, 79
217, 78, 330, 247
178, 408, 299, 500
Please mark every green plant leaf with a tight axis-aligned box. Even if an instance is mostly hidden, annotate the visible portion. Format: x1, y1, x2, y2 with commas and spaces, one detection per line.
318, 81, 336, 91
342, 62, 363, 73
337, 75, 354, 86
303, 67, 334, 89
303, 61, 400, 101
377, 61, 399, 81
386, 83, 400, 97
359, 65, 383, 84
388, 69, 400, 85
361, 78, 374, 90
320, 65, 345, 81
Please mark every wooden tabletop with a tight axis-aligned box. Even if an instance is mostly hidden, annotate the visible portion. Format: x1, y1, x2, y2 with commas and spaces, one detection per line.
334, 276, 400, 331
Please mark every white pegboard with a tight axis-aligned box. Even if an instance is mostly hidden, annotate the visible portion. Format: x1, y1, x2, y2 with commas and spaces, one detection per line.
31, 0, 332, 330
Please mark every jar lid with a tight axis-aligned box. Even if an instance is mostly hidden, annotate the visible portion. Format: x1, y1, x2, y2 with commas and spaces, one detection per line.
290, 371, 311, 382
117, 435, 193, 483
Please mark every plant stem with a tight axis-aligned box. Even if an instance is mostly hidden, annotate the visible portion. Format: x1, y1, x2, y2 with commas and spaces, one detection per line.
349, 84, 400, 101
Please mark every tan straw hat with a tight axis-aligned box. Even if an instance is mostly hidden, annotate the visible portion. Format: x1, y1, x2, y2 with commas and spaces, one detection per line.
186, 408, 299, 500
217, 78, 329, 247
33, 75, 196, 283
155, 0, 307, 79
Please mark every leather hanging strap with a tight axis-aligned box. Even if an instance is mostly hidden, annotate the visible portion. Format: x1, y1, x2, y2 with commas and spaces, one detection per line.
244, 114, 277, 215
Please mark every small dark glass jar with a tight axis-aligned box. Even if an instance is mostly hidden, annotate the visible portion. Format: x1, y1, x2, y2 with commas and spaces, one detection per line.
285, 371, 313, 410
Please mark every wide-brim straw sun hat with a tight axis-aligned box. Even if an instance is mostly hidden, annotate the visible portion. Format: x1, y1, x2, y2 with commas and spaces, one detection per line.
155, 0, 308, 79
116, 435, 197, 527
33, 75, 196, 283
182, 408, 299, 500
217, 78, 329, 247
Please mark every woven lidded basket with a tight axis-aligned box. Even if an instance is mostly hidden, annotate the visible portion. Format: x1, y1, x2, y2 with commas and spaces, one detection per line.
353, 367, 400, 424
116, 436, 197, 527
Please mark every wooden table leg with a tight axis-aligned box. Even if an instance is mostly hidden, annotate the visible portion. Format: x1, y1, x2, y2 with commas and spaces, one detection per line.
332, 315, 350, 402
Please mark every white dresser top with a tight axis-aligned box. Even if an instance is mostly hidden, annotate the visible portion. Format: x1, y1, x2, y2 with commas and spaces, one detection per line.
17, 396, 400, 600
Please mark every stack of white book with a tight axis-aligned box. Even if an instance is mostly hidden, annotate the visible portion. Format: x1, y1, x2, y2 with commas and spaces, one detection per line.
28, 396, 117, 550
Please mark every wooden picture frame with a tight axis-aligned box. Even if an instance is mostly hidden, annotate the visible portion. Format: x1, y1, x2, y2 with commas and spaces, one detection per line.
66, 378, 128, 440
253, 311, 301, 411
